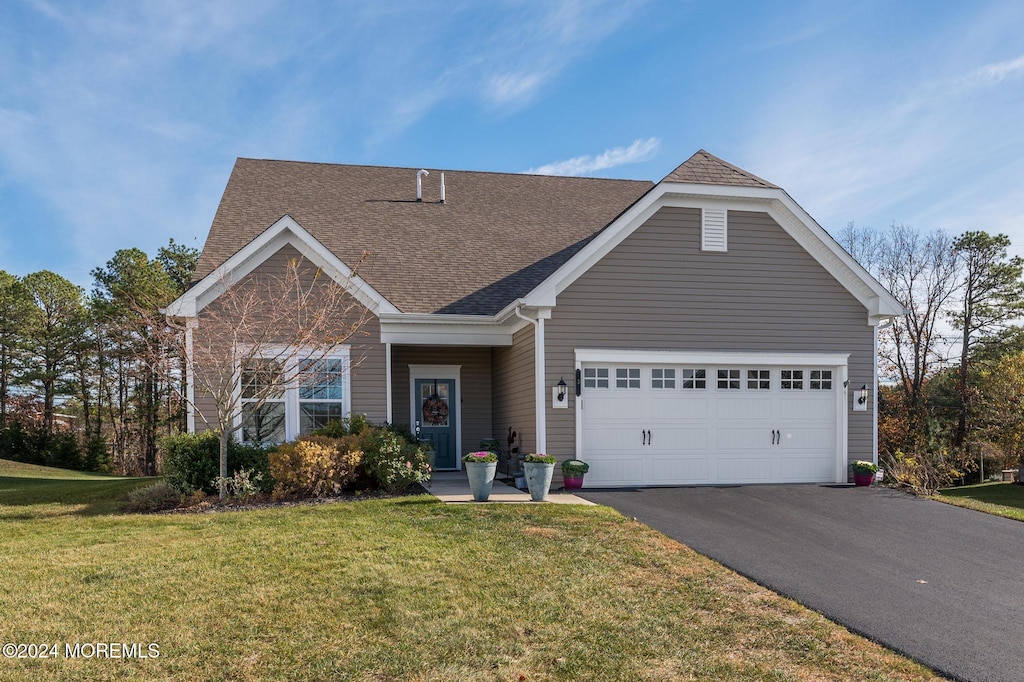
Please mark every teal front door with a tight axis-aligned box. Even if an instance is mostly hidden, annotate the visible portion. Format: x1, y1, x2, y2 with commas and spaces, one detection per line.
416, 379, 457, 469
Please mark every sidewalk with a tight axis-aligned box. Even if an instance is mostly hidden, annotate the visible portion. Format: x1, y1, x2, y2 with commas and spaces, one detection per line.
426, 471, 596, 505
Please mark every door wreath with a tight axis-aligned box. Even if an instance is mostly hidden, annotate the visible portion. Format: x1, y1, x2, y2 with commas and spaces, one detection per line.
422, 383, 449, 425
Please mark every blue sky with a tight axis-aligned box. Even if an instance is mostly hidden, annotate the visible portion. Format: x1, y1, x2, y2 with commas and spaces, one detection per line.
1, 0, 1023, 286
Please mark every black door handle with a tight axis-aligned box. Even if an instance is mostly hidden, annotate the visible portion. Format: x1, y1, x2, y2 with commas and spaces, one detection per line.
642, 429, 646, 445
772, 429, 778, 445
647, 429, 652, 446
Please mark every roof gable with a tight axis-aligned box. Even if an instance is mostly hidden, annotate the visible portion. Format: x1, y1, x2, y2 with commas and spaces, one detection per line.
193, 160, 653, 315
662, 149, 779, 189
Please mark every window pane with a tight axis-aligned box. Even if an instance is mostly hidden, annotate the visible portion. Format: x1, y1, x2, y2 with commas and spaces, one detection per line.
241, 360, 283, 399
300, 402, 345, 435
718, 369, 740, 389
298, 358, 345, 400
747, 369, 770, 390
616, 367, 640, 389
241, 401, 285, 444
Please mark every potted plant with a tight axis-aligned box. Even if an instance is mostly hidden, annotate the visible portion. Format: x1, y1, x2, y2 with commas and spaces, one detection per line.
523, 453, 556, 501
851, 460, 878, 487
561, 459, 590, 491
463, 451, 498, 501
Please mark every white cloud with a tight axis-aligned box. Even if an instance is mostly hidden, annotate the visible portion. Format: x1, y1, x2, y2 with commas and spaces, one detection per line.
957, 54, 1024, 89
525, 137, 660, 176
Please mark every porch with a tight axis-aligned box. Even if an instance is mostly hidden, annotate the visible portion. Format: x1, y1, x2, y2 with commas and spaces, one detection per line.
425, 471, 595, 505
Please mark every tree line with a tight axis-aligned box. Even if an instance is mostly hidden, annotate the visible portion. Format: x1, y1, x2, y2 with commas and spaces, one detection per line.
839, 224, 1024, 490
0, 240, 197, 474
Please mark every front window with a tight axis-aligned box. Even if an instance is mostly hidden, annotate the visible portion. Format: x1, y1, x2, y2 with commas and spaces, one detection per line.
298, 358, 347, 435
240, 359, 285, 444
236, 349, 350, 444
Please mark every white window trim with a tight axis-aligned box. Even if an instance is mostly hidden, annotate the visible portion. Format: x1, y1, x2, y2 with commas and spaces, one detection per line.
232, 345, 352, 444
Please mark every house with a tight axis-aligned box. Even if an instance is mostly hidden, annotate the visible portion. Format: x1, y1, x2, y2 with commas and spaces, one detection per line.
166, 150, 904, 486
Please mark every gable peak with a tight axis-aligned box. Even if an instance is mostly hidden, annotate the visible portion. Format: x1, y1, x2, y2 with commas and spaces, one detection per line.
662, 149, 778, 189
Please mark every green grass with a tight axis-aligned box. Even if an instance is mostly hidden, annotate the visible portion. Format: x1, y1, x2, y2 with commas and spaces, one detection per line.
938, 481, 1024, 521
0, 461, 941, 681
0, 458, 157, 517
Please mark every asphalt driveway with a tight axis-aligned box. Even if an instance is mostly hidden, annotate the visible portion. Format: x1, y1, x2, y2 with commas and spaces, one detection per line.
579, 484, 1024, 682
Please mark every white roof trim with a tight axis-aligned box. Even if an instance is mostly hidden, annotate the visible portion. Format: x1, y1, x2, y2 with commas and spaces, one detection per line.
575, 348, 850, 367
521, 182, 905, 319
164, 214, 399, 318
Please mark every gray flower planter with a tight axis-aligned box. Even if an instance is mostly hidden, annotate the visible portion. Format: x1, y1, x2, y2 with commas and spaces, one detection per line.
524, 462, 555, 501
465, 461, 497, 502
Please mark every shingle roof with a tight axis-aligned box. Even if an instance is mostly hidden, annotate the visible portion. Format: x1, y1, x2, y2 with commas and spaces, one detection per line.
662, 149, 779, 189
194, 160, 654, 315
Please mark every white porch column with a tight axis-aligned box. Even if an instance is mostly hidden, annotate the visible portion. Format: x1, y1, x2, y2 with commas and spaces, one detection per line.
535, 316, 546, 453
385, 342, 393, 423
185, 319, 196, 433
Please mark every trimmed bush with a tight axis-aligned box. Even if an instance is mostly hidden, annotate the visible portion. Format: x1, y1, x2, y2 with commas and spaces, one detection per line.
269, 435, 363, 498
121, 481, 183, 513
311, 414, 372, 439
362, 427, 431, 494
161, 432, 273, 495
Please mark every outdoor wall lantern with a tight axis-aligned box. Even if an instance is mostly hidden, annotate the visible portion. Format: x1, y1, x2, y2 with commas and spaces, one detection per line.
854, 384, 869, 412
552, 377, 569, 409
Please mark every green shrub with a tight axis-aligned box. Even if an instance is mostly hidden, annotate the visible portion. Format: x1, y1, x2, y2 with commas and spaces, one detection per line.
463, 451, 498, 464
161, 432, 273, 495
269, 435, 363, 498
525, 453, 556, 464
362, 427, 431, 494
121, 481, 182, 513
212, 468, 265, 501
311, 414, 372, 439
561, 459, 590, 476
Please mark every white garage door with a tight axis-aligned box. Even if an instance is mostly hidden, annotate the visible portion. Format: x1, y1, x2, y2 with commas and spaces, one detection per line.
580, 361, 840, 486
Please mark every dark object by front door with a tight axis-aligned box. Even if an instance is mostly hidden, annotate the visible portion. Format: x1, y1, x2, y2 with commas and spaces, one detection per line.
416, 378, 457, 469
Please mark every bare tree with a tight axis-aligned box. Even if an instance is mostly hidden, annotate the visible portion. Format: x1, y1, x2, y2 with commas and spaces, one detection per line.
877, 225, 961, 425
162, 255, 372, 500
836, 221, 885, 274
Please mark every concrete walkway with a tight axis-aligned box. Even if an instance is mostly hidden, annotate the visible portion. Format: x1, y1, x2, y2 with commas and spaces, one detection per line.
426, 471, 596, 505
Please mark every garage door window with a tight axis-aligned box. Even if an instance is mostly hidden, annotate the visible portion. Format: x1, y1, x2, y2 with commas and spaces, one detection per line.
651, 368, 676, 389
747, 369, 771, 390
781, 370, 804, 390
584, 368, 609, 389
717, 369, 740, 390
681, 368, 706, 389
616, 368, 641, 389
810, 369, 833, 390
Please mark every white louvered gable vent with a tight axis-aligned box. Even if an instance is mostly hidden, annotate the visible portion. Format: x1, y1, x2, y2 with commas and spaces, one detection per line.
701, 208, 727, 252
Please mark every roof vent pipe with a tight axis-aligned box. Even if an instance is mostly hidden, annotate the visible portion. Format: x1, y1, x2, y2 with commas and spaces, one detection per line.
416, 169, 429, 202
440, 173, 445, 204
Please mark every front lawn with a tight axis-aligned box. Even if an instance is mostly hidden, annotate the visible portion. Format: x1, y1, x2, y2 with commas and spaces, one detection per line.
938, 481, 1024, 522
0, 465, 940, 681
0, 458, 156, 517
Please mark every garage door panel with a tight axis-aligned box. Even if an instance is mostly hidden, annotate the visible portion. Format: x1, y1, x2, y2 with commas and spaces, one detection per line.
585, 396, 647, 421
717, 457, 773, 482
648, 427, 709, 451
714, 426, 774, 451
777, 456, 834, 482
650, 397, 708, 420
587, 457, 646, 485
648, 457, 709, 484
716, 397, 773, 420
779, 426, 834, 450
781, 396, 834, 420
583, 427, 644, 453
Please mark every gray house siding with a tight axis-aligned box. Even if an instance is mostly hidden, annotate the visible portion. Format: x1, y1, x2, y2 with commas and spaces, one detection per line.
390, 346, 493, 454
191, 244, 387, 433
544, 207, 874, 469
491, 325, 536, 455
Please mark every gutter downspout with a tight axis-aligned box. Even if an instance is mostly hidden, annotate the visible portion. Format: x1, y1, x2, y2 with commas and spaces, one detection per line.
514, 306, 546, 453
